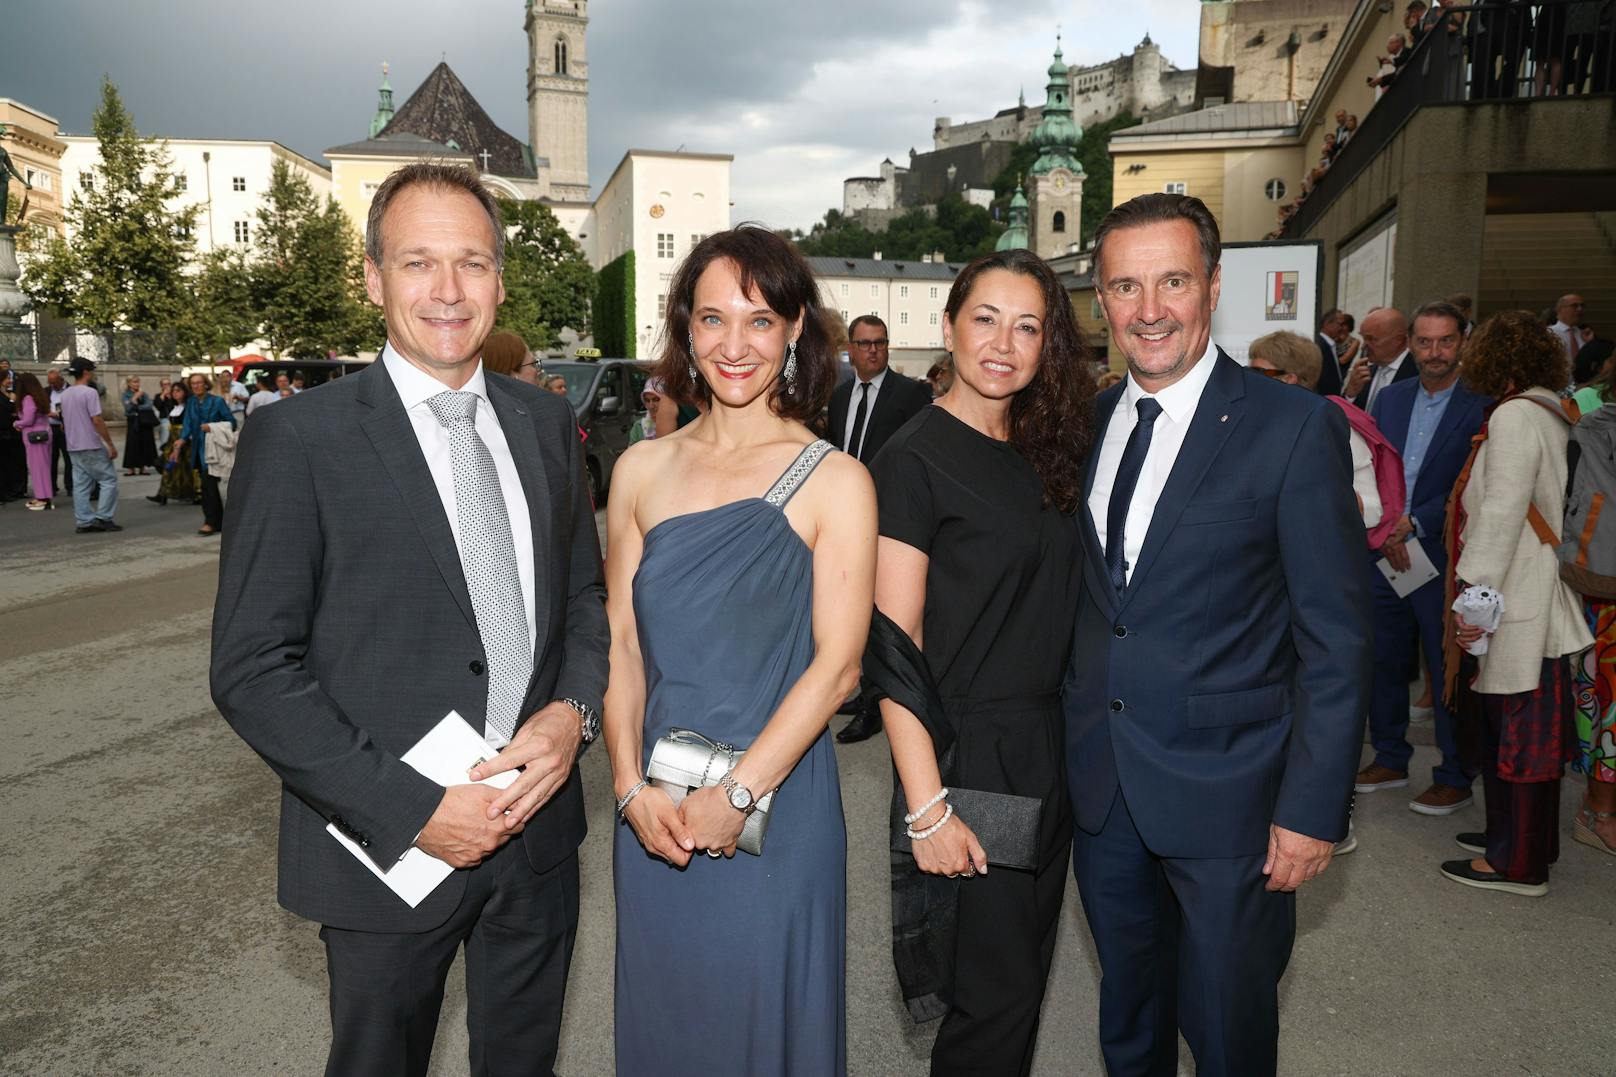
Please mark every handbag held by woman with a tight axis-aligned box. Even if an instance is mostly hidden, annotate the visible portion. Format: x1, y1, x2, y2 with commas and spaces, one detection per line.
647, 728, 775, 855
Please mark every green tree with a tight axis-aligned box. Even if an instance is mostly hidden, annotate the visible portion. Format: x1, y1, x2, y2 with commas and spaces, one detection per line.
177, 247, 257, 361
1076, 113, 1141, 245
249, 159, 377, 358
496, 198, 592, 349
21, 79, 196, 329
593, 250, 635, 357
796, 196, 1001, 262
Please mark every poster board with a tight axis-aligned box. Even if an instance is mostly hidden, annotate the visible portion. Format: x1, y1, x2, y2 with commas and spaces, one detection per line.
1210, 240, 1325, 364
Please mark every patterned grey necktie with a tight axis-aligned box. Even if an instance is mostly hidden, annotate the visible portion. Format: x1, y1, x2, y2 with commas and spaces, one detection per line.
426, 391, 528, 742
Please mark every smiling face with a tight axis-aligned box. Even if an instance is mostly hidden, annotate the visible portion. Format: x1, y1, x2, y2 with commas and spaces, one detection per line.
364, 184, 505, 386
942, 268, 1047, 402
688, 258, 802, 413
1097, 219, 1220, 392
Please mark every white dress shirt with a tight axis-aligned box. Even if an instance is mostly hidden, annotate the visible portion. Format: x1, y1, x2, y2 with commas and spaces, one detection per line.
1348, 427, 1383, 529
1364, 349, 1409, 412
383, 345, 537, 745
246, 389, 279, 415
1088, 338, 1220, 586
842, 365, 888, 456
1550, 320, 1580, 360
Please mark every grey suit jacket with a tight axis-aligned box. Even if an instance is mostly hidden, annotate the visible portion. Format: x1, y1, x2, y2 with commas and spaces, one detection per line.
211, 358, 609, 933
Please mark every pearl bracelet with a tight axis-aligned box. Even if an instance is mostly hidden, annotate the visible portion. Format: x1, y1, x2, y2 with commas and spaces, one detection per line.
616, 780, 649, 818
906, 802, 954, 840
903, 787, 949, 825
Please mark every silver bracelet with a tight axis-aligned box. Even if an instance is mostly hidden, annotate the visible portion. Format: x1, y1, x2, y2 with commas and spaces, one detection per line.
903, 787, 950, 825
906, 802, 954, 840
615, 780, 649, 819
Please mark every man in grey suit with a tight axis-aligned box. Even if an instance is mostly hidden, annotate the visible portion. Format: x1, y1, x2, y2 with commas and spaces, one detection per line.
211, 163, 608, 1077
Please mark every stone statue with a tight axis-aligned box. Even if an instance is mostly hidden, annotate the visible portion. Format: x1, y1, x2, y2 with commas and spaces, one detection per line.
0, 124, 33, 229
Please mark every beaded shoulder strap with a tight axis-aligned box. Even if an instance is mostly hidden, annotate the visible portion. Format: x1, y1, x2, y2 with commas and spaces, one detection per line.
763, 440, 835, 508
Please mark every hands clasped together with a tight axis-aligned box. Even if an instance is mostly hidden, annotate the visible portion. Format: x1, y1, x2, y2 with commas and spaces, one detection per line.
413, 701, 583, 870
621, 783, 747, 866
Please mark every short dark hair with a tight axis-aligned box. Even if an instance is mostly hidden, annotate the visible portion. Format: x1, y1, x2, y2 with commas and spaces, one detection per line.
1342, 312, 1356, 332
365, 161, 504, 270
1093, 192, 1221, 284
1410, 300, 1466, 336
942, 248, 1097, 513
654, 224, 838, 423
848, 314, 887, 338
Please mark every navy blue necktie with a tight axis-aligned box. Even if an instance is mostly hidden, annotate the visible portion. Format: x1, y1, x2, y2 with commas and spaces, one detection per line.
1105, 397, 1164, 592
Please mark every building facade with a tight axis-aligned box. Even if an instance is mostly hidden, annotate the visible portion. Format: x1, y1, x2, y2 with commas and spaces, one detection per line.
526, 0, 590, 200
59, 137, 332, 256
807, 254, 962, 371
0, 99, 67, 236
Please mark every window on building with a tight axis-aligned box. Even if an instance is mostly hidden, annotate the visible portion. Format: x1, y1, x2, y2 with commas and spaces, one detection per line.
234, 220, 250, 243
657, 293, 667, 318
839, 283, 848, 297
840, 309, 848, 322
929, 312, 939, 326
1052, 210, 1066, 233
174, 174, 187, 193
1265, 178, 1287, 201
690, 233, 701, 250
1163, 182, 1187, 195
361, 180, 381, 200
232, 176, 246, 192
656, 232, 674, 258
899, 285, 909, 298
899, 311, 909, 325
177, 221, 192, 239
929, 286, 938, 299
554, 36, 569, 75
869, 284, 879, 297
80, 172, 94, 191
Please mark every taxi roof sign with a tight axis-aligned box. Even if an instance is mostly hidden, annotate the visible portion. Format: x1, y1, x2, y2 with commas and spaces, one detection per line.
573, 348, 603, 360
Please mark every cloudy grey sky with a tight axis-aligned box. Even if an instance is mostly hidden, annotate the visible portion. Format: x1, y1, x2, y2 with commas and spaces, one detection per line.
4, 0, 1197, 231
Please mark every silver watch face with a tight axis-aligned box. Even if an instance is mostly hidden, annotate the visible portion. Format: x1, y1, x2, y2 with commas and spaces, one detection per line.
728, 784, 753, 811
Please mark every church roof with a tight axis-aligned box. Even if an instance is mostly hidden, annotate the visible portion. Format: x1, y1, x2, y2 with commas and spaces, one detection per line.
379, 62, 535, 178
325, 132, 471, 159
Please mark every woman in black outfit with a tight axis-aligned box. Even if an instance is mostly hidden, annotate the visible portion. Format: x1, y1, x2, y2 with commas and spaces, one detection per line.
872, 248, 1096, 1075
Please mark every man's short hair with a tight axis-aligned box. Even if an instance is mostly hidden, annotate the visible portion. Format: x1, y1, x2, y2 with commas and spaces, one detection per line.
1411, 300, 1467, 336
1320, 308, 1343, 329
1249, 331, 1323, 390
1093, 192, 1221, 284
848, 314, 887, 338
364, 161, 504, 271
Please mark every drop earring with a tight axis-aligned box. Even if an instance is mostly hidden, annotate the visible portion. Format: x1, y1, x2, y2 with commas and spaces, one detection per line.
783, 339, 798, 390
687, 331, 698, 382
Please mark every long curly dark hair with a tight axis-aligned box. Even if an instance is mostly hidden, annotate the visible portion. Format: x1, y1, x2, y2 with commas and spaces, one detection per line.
1461, 309, 1570, 398
943, 249, 1097, 513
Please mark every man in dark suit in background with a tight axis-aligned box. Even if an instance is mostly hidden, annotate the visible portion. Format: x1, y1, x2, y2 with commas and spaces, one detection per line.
829, 314, 932, 743
1065, 193, 1371, 1075
211, 163, 608, 1077
1314, 307, 1359, 397
1356, 300, 1489, 815
1344, 306, 1417, 411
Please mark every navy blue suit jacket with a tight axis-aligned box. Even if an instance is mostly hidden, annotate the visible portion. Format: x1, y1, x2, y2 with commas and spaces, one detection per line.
1063, 353, 1373, 857
1368, 376, 1489, 572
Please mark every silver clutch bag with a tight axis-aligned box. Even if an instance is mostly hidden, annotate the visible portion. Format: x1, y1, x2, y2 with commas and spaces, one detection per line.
647, 728, 775, 855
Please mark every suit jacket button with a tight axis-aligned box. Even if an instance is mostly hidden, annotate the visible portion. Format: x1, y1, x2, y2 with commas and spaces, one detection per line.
1110, 699, 1124, 712
358, 837, 370, 848
470, 660, 485, 675
1114, 625, 1127, 638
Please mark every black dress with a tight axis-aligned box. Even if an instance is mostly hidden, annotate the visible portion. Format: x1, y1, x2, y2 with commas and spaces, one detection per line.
870, 406, 1081, 1077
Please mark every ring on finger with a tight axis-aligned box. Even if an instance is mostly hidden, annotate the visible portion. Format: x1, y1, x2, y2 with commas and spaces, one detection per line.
706, 850, 721, 858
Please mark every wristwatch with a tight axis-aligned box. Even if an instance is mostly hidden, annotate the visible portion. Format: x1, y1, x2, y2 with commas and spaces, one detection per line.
557, 697, 601, 745
718, 770, 757, 815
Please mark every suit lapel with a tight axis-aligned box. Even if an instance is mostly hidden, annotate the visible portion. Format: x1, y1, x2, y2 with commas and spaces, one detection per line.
1382, 382, 1416, 451
487, 379, 554, 669
1081, 382, 1125, 617
1118, 353, 1246, 611
357, 361, 478, 631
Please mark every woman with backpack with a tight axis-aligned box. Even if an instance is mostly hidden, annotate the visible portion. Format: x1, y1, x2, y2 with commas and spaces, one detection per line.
1442, 311, 1594, 897
1560, 338, 1616, 856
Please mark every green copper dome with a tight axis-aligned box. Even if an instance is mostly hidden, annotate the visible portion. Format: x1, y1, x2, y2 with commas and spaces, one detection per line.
996, 181, 1031, 251
1029, 38, 1083, 177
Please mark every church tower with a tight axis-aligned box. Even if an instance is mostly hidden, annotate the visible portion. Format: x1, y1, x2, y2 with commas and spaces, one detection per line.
526, 0, 590, 200
1026, 37, 1085, 260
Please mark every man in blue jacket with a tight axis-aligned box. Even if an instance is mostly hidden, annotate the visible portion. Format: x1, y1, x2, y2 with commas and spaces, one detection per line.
1357, 301, 1489, 813
1065, 193, 1371, 1076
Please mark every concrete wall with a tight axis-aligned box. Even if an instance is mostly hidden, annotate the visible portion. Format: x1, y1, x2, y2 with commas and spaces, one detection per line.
1112, 148, 1232, 224
1199, 0, 1361, 106
1297, 97, 1616, 315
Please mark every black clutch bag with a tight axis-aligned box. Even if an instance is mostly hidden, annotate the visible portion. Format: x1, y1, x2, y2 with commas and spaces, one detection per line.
889, 787, 1043, 871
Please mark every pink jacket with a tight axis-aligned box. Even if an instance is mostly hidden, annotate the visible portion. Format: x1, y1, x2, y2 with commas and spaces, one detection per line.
14, 394, 50, 434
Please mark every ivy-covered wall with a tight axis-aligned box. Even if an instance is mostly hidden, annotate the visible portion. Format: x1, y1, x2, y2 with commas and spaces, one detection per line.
593, 250, 636, 357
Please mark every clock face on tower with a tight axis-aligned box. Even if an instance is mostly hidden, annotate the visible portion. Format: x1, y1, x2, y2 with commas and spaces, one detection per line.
1054, 174, 1067, 190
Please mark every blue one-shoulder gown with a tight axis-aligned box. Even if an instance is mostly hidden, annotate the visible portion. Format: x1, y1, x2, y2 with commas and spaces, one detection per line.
613, 440, 847, 1077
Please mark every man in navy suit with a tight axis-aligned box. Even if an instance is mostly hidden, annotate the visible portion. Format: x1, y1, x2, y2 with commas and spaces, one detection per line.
1355, 301, 1489, 813
1064, 193, 1371, 1076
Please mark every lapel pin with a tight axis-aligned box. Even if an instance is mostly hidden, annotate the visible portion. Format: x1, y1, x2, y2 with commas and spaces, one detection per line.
1220, 414, 1229, 422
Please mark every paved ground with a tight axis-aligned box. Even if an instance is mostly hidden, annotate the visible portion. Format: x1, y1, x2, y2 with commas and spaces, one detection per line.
2, 479, 1612, 1075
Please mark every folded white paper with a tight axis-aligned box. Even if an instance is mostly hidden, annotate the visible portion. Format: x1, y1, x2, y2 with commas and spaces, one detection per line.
1453, 584, 1505, 655
1376, 537, 1441, 599
327, 711, 518, 908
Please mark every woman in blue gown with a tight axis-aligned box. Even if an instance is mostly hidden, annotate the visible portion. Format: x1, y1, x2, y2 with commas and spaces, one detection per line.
602, 225, 877, 1077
